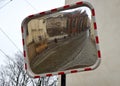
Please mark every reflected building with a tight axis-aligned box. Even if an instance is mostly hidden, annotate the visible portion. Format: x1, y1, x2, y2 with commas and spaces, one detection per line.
46, 15, 67, 37
27, 19, 48, 61
64, 10, 90, 36
28, 19, 48, 44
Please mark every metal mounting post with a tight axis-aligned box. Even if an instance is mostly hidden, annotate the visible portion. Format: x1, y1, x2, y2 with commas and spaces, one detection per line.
61, 74, 66, 86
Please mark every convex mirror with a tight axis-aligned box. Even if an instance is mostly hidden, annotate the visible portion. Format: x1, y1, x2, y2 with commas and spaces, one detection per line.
21, 1, 101, 77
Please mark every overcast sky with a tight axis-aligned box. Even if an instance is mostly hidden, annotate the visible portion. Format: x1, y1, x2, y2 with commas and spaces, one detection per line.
0, 0, 65, 65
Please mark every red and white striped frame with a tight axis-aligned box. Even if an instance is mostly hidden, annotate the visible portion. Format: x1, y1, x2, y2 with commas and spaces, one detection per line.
21, 1, 101, 78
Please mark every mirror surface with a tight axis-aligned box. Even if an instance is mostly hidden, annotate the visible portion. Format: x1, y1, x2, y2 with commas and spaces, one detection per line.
26, 6, 98, 74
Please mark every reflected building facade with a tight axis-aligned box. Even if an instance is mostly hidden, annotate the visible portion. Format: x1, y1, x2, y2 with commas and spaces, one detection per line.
64, 10, 90, 36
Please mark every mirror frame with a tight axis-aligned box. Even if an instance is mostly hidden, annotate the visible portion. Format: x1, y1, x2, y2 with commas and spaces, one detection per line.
21, 1, 101, 78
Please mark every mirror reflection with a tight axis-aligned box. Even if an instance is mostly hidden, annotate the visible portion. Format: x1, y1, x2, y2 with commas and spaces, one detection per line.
26, 7, 97, 74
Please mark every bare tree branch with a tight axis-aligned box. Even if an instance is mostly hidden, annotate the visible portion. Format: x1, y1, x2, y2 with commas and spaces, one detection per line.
0, 52, 58, 86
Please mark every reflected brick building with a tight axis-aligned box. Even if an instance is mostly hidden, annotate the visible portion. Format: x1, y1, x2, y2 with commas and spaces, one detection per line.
64, 10, 90, 36
46, 10, 90, 37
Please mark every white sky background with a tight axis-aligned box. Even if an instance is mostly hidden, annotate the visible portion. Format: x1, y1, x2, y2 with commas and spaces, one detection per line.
0, 0, 65, 65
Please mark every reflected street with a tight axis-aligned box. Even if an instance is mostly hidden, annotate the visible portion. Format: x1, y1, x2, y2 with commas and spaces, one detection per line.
30, 30, 97, 74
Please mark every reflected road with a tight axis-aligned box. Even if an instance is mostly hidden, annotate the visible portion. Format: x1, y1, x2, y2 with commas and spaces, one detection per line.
30, 30, 97, 74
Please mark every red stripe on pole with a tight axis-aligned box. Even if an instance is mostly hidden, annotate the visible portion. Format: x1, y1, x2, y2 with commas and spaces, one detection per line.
94, 22, 97, 30
34, 76, 40, 78
39, 12, 45, 15
98, 50, 101, 58
24, 51, 26, 57
21, 26, 23, 33
76, 2, 83, 5
28, 15, 34, 18
96, 36, 99, 44
63, 5, 70, 9
25, 63, 27, 70
51, 8, 57, 12
71, 70, 78, 73
84, 68, 92, 71
46, 74, 52, 77
92, 9, 95, 16
22, 39, 24, 45
58, 72, 65, 75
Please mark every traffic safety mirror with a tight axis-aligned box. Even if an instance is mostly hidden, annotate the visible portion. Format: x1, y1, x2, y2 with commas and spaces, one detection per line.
21, 1, 101, 78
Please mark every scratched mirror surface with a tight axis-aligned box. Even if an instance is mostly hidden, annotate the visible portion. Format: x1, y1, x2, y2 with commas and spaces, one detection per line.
26, 7, 98, 74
